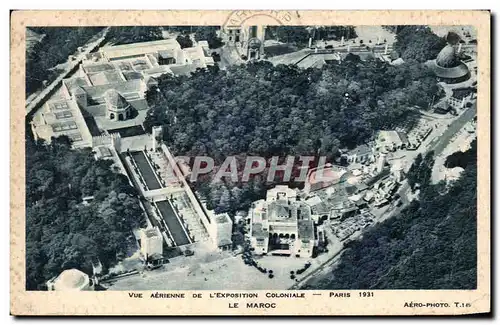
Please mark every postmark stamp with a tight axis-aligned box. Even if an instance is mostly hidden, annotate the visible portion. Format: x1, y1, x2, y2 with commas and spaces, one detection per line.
220, 10, 301, 60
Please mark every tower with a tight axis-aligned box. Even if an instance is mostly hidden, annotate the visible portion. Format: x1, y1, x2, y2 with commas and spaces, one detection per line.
246, 25, 265, 60
377, 151, 387, 174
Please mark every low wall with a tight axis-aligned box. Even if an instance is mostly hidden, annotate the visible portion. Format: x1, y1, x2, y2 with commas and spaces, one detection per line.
160, 144, 215, 246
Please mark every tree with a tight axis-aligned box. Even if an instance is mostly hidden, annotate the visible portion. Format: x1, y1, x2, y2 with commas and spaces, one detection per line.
145, 53, 443, 213
194, 26, 223, 49
407, 153, 423, 190
25, 136, 144, 290
176, 35, 193, 49
304, 138, 477, 290
106, 26, 163, 45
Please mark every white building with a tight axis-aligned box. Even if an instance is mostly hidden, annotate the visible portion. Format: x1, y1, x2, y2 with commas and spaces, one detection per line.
390, 158, 405, 182
206, 211, 233, 250
31, 38, 215, 146
140, 227, 163, 259
249, 186, 315, 258
46, 269, 93, 291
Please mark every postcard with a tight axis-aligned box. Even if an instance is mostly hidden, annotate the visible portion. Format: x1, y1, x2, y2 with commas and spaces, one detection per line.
10, 10, 490, 315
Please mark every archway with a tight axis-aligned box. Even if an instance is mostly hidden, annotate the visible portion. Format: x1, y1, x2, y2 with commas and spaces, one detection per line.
109, 113, 115, 120
118, 113, 124, 121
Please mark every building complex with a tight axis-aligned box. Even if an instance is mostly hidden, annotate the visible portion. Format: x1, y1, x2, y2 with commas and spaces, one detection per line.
31, 39, 214, 146
249, 186, 315, 258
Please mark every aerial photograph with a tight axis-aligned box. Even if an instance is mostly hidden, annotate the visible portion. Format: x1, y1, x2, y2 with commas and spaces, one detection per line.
25, 24, 478, 291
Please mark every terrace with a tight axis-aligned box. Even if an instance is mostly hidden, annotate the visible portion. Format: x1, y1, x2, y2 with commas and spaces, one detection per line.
155, 200, 191, 247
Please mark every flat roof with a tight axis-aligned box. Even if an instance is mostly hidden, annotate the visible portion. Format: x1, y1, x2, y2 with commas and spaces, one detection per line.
102, 39, 181, 60
143, 228, 160, 238
251, 222, 268, 239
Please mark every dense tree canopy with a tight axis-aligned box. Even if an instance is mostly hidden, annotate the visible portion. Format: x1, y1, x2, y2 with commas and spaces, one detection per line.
26, 136, 145, 290
307, 142, 477, 289
144, 58, 442, 213
26, 27, 104, 97
393, 26, 447, 62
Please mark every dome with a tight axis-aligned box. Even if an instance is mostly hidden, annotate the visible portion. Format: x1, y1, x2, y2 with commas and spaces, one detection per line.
105, 89, 129, 110
54, 269, 89, 291
436, 45, 460, 68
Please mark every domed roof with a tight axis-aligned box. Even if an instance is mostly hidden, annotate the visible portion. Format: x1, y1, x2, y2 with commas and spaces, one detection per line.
105, 89, 129, 109
436, 45, 460, 68
54, 269, 89, 291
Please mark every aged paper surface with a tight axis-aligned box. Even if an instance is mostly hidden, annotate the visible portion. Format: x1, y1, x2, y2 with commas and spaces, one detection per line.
11, 10, 490, 315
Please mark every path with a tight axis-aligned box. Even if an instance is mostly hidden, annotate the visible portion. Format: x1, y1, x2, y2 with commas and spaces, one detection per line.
156, 200, 191, 246
25, 27, 109, 116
